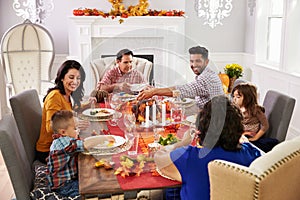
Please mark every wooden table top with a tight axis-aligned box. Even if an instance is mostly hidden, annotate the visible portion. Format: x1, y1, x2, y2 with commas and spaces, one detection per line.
78, 153, 123, 196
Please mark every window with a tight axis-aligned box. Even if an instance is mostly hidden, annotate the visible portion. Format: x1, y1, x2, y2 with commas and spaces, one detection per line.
266, 0, 283, 64
256, 0, 300, 75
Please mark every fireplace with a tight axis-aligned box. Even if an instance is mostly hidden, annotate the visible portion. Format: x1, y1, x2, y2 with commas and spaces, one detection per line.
101, 54, 154, 84
68, 16, 188, 93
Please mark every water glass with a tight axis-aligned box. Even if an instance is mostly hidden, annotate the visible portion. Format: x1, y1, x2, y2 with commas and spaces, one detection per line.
125, 131, 139, 155
123, 113, 136, 132
104, 96, 110, 108
171, 107, 183, 123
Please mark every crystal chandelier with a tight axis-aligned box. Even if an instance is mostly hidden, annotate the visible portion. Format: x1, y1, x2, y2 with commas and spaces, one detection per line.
12, 0, 54, 23
248, 0, 256, 16
195, 0, 233, 29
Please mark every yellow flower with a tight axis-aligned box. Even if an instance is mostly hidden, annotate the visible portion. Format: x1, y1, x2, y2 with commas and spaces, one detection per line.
224, 63, 243, 78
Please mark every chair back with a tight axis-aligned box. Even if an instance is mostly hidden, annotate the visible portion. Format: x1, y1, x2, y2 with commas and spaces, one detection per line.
1, 19, 55, 97
0, 114, 33, 200
90, 56, 153, 87
9, 89, 42, 165
263, 90, 296, 142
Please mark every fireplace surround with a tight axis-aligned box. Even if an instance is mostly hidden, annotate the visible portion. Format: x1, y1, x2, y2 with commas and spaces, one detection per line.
68, 16, 189, 93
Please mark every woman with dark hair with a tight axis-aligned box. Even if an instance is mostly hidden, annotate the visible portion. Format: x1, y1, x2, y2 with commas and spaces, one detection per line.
36, 60, 89, 164
154, 95, 261, 200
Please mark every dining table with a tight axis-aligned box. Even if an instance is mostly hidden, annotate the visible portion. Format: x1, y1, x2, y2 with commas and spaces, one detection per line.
78, 100, 197, 199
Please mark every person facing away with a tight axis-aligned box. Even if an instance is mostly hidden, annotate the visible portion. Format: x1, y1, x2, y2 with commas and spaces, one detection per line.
137, 45, 224, 108
36, 60, 90, 164
96, 48, 146, 93
154, 95, 261, 200
231, 83, 269, 142
47, 110, 114, 197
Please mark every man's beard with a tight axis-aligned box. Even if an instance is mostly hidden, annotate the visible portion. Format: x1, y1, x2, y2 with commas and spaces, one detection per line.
193, 66, 205, 75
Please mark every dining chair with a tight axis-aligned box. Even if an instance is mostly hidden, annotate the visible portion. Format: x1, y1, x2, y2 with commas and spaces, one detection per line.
0, 114, 34, 200
252, 90, 296, 152
1, 19, 55, 97
90, 56, 153, 87
262, 90, 296, 143
9, 89, 42, 165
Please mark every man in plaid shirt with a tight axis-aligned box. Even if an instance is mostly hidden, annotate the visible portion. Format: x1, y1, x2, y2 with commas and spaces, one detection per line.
137, 46, 224, 108
47, 110, 110, 197
97, 48, 146, 93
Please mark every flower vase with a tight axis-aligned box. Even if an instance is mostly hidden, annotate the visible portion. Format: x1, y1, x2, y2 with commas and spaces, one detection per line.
228, 77, 237, 94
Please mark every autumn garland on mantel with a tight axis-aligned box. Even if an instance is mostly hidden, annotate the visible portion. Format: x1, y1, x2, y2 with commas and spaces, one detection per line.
73, 0, 185, 20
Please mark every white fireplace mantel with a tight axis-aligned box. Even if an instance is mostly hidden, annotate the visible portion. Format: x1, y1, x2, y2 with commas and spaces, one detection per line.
68, 16, 189, 93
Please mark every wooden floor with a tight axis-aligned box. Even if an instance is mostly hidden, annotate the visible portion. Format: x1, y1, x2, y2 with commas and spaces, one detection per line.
0, 151, 15, 200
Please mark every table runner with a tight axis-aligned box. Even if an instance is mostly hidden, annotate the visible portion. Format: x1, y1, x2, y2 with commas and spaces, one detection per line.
99, 102, 194, 191
107, 123, 187, 191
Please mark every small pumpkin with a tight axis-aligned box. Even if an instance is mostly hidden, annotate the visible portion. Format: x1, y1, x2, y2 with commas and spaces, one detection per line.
218, 73, 230, 94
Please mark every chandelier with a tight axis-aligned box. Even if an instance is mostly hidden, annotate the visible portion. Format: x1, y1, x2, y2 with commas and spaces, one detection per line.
195, 0, 233, 29
248, 0, 256, 16
12, 0, 54, 23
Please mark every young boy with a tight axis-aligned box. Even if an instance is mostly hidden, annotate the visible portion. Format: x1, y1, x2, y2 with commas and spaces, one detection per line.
47, 110, 112, 197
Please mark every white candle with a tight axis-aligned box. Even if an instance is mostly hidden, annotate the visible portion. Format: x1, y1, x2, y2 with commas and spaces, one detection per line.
145, 104, 150, 127
152, 102, 156, 125
162, 103, 166, 125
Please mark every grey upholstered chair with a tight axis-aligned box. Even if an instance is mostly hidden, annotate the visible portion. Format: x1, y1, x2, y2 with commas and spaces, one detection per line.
0, 114, 34, 200
9, 89, 42, 165
232, 78, 247, 89
262, 90, 296, 142
90, 56, 153, 87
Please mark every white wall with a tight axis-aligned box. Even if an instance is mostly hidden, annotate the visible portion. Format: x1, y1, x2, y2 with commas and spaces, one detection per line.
185, 1, 248, 53
1, 0, 247, 54
0, 0, 185, 54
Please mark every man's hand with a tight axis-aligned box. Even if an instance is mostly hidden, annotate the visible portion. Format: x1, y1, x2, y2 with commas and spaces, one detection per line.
137, 88, 154, 100
117, 82, 131, 93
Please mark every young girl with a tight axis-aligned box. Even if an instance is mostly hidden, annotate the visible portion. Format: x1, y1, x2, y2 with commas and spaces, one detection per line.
232, 83, 269, 142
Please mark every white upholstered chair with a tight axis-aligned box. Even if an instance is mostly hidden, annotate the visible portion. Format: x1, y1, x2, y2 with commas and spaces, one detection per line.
0, 19, 55, 97
90, 56, 153, 87
208, 136, 300, 200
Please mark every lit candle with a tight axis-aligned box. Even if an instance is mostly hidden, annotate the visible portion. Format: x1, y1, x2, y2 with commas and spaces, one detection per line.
152, 102, 156, 125
162, 103, 166, 125
145, 104, 150, 127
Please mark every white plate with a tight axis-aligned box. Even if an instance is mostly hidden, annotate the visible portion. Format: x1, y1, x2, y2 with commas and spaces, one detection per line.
130, 83, 148, 92
186, 114, 197, 124
174, 98, 195, 105
85, 135, 126, 150
82, 108, 115, 118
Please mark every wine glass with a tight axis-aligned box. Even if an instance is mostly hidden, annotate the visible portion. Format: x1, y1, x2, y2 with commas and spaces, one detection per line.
109, 94, 121, 126
109, 93, 119, 110
123, 113, 136, 132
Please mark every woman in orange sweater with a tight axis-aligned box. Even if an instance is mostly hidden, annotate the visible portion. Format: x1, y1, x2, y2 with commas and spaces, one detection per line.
36, 60, 88, 164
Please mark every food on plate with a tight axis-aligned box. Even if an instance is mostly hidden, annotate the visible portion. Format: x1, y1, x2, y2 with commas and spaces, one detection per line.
85, 135, 116, 149
90, 109, 111, 116
158, 134, 178, 146
164, 123, 181, 134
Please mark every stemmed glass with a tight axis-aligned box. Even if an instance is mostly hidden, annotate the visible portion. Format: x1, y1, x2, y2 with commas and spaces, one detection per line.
108, 93, 121, 126
123, 113, 136, 132
123, 113, 138, 155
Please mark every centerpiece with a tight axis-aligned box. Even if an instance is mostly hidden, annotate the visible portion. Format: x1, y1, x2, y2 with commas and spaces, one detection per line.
224, 63, 243, 93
